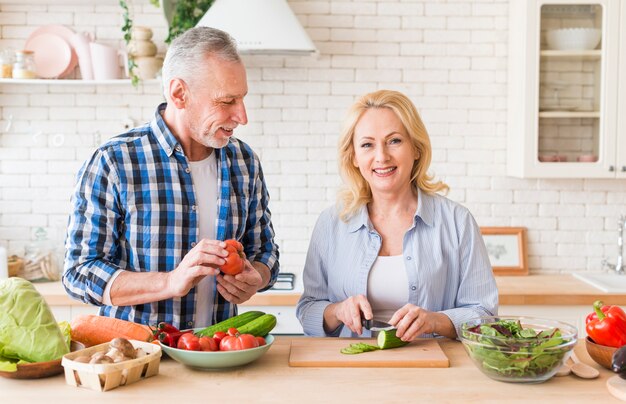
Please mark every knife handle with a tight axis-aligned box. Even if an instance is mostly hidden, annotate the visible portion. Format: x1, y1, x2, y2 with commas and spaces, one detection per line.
360, 309, 372, 329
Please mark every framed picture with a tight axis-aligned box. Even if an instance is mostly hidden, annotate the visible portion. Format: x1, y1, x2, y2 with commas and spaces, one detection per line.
480, 227, 528, 276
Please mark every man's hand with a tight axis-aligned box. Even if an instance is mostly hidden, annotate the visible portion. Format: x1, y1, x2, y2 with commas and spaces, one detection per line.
166, 239, 226, 298
216, 260, 267, 304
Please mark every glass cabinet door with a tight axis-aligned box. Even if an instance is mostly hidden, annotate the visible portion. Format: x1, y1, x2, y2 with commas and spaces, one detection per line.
538, 4, 603, 165
507, 0, 621, 178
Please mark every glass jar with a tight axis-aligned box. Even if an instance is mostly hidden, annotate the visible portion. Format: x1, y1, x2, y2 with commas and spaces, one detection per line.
13, 50, 36, 79
23, 228, 60, 281
0, 49, 13, 78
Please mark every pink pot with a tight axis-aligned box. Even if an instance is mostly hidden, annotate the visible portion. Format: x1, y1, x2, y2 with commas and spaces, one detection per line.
69, 32, 94, 80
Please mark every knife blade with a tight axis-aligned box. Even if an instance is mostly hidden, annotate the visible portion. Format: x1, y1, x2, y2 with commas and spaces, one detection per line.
361, 318, 395, 332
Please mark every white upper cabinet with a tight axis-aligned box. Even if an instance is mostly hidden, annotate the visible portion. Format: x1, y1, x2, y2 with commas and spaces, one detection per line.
508, 0, 626, 178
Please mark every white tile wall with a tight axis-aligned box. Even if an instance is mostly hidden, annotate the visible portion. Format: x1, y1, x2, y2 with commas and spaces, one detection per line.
1, 0, 625, 285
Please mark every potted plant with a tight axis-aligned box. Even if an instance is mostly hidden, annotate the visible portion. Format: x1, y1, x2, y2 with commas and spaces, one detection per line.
119, 0, 214, 85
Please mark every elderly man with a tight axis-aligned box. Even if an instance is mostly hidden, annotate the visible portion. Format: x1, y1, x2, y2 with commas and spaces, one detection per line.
63, 27, 279, 330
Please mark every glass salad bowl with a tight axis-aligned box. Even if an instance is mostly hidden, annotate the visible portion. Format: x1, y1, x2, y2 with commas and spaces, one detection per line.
460, 316, 577, 383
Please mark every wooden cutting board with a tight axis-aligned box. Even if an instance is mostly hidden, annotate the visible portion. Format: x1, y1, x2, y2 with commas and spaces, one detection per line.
607, 375, 626, 402
288, 337, 449, 368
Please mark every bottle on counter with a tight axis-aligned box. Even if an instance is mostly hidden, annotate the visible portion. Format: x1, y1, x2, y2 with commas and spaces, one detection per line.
12, 50, 36, 79
0, 49, 13, 78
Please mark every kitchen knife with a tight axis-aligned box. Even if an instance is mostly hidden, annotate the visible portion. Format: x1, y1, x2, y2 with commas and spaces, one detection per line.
361, 318, 395, 332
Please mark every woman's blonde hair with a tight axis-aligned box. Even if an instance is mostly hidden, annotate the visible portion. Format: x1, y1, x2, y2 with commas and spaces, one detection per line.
337, 89, 449, 221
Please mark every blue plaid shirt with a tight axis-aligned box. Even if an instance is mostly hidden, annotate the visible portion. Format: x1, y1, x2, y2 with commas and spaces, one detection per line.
63, 103, 279, 330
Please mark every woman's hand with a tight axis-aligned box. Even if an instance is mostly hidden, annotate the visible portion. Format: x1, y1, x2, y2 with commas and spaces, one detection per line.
388, 304, 456, 341
324, 295, 372, 335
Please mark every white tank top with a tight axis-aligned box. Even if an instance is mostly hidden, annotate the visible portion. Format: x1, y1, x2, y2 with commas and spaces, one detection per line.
189, 152, 218, 327
367, 255, 409, 323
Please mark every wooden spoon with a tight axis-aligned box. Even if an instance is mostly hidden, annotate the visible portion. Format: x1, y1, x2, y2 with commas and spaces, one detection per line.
555, 362, 571, 377
569, 351, 600, 379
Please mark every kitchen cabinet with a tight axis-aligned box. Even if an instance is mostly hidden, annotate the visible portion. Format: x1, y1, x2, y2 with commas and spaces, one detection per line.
507, 0, 626, 178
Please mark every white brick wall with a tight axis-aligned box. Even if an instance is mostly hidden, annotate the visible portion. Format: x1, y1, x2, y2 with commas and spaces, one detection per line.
1, 0, 625, 285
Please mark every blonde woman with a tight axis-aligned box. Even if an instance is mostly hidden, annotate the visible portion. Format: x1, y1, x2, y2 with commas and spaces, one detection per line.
296, 90, 497, 340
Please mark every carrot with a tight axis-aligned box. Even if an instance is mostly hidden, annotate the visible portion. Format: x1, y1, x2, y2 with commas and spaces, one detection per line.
70, 314, 153, 347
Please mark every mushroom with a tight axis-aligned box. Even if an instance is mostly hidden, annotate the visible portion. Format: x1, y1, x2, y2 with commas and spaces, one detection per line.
109, 338, 136, 359
105, 347, 127, 363
89, 352, 113, 364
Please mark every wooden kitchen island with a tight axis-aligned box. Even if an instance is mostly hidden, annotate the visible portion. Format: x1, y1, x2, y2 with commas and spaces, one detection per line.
0, 337, 619, 403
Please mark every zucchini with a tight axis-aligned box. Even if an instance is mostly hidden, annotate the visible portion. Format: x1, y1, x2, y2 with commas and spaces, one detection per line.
195, 311, 265, 337
236, 313, 277, 336
377, 329, 409, 349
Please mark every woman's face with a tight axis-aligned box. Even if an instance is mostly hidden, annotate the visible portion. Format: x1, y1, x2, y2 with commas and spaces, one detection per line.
352, 107, 417, 197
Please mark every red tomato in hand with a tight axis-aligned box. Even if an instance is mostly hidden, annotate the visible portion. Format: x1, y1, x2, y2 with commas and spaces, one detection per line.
255, 336, 266, 346
220, 239, 245, 275
177, 332, 201, 351
199, 336, 219, 351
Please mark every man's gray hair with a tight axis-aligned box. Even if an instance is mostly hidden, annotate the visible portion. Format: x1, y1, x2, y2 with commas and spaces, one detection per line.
161, 27, 240, 97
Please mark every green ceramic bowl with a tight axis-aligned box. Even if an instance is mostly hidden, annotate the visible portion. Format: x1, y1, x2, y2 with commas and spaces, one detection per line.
160, 333, 274, 369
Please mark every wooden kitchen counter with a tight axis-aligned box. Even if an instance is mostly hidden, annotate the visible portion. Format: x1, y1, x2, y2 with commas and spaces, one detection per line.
0, 337, 618, 403
34, 274, 626, 308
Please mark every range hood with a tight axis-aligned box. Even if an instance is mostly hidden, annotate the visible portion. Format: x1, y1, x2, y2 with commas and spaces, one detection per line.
196, 0, 317, 56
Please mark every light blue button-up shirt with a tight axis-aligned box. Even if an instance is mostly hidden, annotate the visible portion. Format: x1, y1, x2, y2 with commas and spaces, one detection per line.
296, 188, 498, 338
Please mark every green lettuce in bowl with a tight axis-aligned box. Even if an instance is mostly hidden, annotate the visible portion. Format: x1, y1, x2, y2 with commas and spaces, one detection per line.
0, 278, 70, 372
460, 316, 577, 383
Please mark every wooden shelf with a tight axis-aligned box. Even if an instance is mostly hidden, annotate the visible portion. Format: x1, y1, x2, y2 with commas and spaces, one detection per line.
0, 78, 160, 85
538, 111, 600, 118
540, 49, 602, 58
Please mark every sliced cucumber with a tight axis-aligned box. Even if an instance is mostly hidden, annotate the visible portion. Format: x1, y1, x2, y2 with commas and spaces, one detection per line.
340, 347, 362, 354
339, 342, 381, 355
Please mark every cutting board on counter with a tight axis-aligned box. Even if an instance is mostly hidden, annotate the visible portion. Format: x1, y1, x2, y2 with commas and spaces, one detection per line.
288, 337, 449, 368
608, 376, 626, 402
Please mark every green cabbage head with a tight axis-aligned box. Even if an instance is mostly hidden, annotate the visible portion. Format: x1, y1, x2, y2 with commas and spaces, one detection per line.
0, 278, 70, 371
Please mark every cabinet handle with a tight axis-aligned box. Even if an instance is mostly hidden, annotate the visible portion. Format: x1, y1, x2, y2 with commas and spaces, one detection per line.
610, 165, 615, 172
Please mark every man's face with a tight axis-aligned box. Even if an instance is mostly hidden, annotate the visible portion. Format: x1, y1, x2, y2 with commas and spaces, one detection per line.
185, 57, 248, 149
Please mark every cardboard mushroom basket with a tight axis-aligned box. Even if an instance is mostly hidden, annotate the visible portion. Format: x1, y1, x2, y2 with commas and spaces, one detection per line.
61, 338, 161, 392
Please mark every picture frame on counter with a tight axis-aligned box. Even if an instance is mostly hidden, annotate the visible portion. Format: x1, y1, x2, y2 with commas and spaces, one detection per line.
480, 227, 528, 276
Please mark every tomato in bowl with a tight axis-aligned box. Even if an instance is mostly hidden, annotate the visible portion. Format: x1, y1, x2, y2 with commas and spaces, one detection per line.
160, 331, 274, 369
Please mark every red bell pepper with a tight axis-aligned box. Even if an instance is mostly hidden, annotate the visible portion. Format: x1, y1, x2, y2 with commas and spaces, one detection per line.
585, 304, 610, 324
586, 300, 626, 348
159, 330, 192, 347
